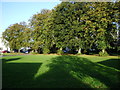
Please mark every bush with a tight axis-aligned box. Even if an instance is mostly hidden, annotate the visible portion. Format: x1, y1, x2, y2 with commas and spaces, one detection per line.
43, 48, 50, 54
57, 50, 64, 54
77, 53, 82, 55
30, 52, 39, 54
83, 50, 87, 54
99, 51, 109, 56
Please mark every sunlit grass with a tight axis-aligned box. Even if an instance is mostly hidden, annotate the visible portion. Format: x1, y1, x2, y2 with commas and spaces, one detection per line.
2, 55, 120, 88
79, 55, 119, 62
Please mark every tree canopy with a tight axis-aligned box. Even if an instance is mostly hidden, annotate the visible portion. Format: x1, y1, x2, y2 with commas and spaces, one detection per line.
2, 1, 120, 55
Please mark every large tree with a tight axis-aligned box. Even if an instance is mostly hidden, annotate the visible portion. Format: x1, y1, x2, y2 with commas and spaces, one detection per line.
49, 1, 120, 54
2, 1, 119, 55
2, 23, 26, 51
46, 2, 96, 54
85, 2, 120, 54
29, 9, 51, 53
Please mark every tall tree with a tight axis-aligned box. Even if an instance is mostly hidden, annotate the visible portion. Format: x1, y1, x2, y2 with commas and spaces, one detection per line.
29, 9, 51, 53
49, 2, 96, 54
2, 23, 26, 51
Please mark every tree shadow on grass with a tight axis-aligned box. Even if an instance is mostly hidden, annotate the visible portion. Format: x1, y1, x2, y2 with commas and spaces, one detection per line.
2, 56, 120, 88
2, 58, 22, 62
34, 55, 120, 88
33, 63, 92, 88
2, 57, 22, 63
2, 58, 42, 88
98, 59, 120, 70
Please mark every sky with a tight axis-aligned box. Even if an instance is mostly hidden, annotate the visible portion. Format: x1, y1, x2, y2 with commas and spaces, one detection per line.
0, 0, 61, 37
0, 0, 119, 37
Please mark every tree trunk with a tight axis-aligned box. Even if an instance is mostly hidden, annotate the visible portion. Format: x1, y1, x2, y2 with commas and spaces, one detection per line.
102, 49, 105, 53
78, 48, 81, 54
60, 47, 62, 51
34, 49, 37, 53
18, 49, 21, 53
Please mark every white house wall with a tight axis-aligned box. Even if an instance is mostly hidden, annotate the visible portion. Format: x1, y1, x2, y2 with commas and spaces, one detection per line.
0, 37, 10, 51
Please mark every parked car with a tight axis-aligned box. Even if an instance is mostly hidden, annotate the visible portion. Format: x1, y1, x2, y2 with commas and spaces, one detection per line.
2, 50, 10, 53
24, 51, 28, 54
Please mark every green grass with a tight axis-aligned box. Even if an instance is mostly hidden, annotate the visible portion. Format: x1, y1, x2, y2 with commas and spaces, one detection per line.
2, 54, 120, 88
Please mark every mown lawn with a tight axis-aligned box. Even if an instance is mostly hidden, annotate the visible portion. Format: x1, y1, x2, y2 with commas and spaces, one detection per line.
2, 54, 120, 88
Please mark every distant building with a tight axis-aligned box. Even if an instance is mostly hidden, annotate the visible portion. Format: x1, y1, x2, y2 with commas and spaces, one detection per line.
0, 37, 10, 51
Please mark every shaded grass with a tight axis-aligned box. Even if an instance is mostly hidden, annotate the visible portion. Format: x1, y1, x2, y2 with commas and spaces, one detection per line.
3, 63, 42, 88
2, 55, 120, 88
98, 59, 120, 70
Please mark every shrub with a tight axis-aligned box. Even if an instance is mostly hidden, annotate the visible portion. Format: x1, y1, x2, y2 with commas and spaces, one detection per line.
43, 48, 50, 54
57, 50, 64, 54
83, 50, 87, 54
30, 52, 39, 54
99, 51, 109, 56
77, 53, 82, 55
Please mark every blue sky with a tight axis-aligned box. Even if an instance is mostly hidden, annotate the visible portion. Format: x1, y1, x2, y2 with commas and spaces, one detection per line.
0, 1, 61, 36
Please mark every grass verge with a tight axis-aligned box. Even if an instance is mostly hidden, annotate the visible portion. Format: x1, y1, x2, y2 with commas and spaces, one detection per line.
2, 55, 120, 88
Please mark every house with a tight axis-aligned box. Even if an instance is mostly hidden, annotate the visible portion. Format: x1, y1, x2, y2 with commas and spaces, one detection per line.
0, 37, 10, 51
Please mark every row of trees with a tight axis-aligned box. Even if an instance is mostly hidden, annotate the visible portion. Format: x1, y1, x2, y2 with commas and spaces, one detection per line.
2, 1, 120, 55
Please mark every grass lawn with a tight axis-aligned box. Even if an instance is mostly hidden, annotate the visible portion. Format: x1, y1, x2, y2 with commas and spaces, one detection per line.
2, 54, 120, 88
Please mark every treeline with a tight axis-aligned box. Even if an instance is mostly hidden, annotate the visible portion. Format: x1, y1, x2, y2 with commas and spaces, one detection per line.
2, 1, 120, 56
